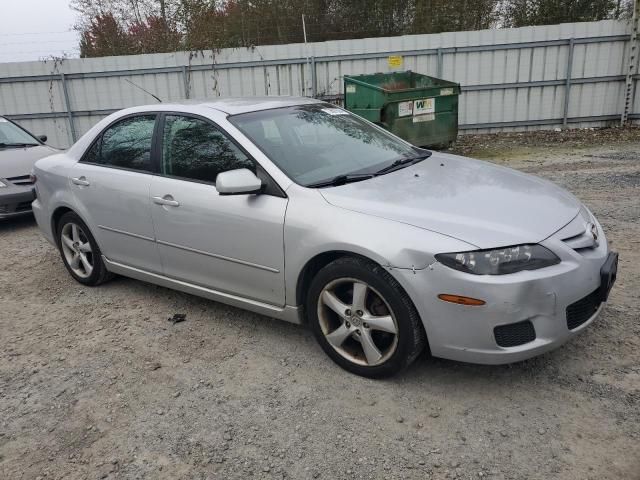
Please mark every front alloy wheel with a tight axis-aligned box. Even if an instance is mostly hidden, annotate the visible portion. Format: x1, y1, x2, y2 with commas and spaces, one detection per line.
318, 279, 399, 366
307, 256, 426, 378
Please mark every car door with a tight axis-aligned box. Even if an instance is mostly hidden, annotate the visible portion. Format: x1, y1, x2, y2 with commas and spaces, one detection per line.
150, 113, 288, 306
70, 114, 162, 272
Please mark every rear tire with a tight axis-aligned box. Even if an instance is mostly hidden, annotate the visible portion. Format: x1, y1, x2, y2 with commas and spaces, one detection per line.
56, 211, 113, 286
306, 256, 426, 378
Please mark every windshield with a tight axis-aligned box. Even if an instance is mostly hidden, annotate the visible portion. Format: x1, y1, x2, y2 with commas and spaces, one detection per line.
0, 118, 39, 147
229, 105, 419, 186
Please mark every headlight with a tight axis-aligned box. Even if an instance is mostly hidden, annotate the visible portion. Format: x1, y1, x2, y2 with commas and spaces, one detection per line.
435, 244, 560, 275
0, 179, 7, 188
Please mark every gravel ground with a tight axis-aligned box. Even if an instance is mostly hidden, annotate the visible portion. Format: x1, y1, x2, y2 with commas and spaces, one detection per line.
1, 128, 639, 480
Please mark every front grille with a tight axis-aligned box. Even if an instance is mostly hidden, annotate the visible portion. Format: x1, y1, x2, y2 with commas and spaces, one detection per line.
494, 320, 536, 347
7, 175, 34, 186
566, 288, 601, 330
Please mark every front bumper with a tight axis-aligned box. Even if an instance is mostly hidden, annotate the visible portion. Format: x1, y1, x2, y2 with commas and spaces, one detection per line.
0, 185, 35, 219
394, 222, 616, 365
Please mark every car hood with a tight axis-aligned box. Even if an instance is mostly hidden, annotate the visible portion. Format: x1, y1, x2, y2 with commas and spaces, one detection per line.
0, 145, 58, 178
319, 152, 581, 249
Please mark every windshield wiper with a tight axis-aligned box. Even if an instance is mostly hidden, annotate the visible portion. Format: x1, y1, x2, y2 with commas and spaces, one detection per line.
374, 151, 432, 175
306, 150, 432, 188
307, 173, 376, 188
0, 142, 39, 148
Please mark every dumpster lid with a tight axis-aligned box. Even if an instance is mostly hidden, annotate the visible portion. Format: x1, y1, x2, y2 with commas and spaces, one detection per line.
344, 71, 459, 94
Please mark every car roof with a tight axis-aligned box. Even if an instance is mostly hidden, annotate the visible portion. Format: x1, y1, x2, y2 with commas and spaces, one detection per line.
123, 96, 326, 116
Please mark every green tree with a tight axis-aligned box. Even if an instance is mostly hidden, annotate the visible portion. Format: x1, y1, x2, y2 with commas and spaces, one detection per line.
501, 0, 629, 27
413, 0, 499, 33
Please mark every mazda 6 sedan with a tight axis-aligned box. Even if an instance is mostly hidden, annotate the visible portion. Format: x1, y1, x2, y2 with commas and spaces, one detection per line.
32, 97, 618, 377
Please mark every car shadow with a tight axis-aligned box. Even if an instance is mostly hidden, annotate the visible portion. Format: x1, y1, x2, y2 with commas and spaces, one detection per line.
393, 345, 569, 392
64, 263, 591, 391
0, 214, 36, 232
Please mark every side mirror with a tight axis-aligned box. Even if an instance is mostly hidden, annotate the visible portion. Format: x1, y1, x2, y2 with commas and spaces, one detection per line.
216, 168, 263, 196
38, 135, 47, 143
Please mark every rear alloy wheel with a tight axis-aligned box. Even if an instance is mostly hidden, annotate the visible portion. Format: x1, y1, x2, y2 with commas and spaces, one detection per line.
57, 211, 113, 286
307, 257, 426, 378
60, 222, 94, 279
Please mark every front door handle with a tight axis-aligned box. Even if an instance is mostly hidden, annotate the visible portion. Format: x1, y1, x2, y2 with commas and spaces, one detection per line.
153, 195, 180, 207
71, 176, 90, 186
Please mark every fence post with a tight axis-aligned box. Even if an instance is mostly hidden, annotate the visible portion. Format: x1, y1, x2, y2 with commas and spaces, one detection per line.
182, 65, 190, 99
311, 56, 317, 97
621, 0, 639, 125
562, 38, 575, 127
60, 73, 77, 144
437, 48, 443, 78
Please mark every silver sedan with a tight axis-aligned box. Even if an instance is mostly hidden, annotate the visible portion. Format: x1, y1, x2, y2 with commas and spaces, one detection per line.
0, 116, 57, 219
32, 97, 618, 377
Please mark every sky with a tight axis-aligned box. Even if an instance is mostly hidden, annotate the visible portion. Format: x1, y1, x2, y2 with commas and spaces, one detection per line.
0, 0, 80, 63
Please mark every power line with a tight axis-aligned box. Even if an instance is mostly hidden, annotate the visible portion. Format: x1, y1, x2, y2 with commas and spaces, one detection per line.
0, 48, 80, 56
1, 39, 79, 47
0, 30, 76, 37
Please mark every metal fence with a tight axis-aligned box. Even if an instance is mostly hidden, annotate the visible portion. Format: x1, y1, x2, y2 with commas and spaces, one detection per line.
0, 19, 638, 148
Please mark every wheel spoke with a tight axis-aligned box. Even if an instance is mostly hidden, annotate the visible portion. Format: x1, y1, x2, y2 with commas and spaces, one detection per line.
351, 282, 368, 312
70, 253, 81, 269
78, 242, 92, 253
325, 323, 352, 349
71, 224, 80, 242
61, 234, 74, 250
359, 329, 383, 365
322, 290, 349, 318
363, 314, 397, 334
79, 253, 93, 273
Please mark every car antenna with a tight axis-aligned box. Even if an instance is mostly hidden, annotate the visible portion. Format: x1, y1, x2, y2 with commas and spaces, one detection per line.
123, 78, 163, 103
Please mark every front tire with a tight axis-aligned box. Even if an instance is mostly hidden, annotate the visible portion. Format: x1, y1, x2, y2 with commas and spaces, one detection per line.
306, 256, 426, 378
57, 211, 113, 286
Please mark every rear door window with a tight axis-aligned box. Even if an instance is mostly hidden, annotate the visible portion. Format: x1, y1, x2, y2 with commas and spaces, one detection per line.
83, 115, 156, 172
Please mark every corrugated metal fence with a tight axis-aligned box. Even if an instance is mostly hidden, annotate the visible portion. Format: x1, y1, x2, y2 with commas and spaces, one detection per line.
0, 19, 638, 148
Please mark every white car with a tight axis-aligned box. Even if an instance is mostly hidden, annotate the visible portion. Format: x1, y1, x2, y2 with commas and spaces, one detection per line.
32, 98, 618, 377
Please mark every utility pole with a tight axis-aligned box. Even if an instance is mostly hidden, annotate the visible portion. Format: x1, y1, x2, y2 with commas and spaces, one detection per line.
621, 0, 639, 125
302, 14, 308, 44
302, 14, 312, 97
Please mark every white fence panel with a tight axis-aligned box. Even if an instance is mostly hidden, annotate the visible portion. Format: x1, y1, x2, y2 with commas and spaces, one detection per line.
0, 20, 637, 148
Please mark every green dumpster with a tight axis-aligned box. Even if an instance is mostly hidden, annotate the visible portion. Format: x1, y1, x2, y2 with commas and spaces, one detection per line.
343, 71, 460, 148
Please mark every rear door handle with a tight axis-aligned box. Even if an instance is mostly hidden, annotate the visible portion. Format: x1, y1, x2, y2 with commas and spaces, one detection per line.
152, 195, 180, 207
71, 176, 90, 186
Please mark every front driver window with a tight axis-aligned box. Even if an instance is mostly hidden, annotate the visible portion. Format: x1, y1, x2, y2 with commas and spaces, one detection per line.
86, 115, 156, 172
162, 115, 254, 183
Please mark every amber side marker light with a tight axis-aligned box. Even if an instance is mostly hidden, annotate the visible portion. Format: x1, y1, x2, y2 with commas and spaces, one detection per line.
438, 294, 486, 306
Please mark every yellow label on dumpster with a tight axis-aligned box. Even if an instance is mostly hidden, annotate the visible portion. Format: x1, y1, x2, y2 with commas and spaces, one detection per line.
388, 55, 403, 69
